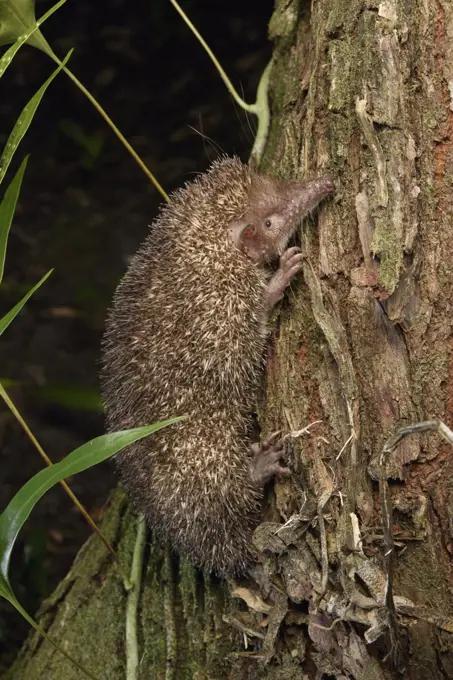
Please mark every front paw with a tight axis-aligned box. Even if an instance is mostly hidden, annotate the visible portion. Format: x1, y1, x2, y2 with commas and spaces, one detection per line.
279, 246, 304, 281
264, 247, 303, 309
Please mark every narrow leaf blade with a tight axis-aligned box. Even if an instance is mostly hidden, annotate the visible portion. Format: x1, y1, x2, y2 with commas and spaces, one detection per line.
0, 156, 28, 284
0, 49, 72, 186
0, 269, 52, 336
0, 416, 184, 584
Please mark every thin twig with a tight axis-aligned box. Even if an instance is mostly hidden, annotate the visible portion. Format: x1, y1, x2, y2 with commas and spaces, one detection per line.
12, 596, 99, 680
126, 517, 147, 680
168, 0, 256, 114
222, 615, 265, 640
163, 549, 177, 680
317, 488, 333, 602
31, 32, 169, 201
283, 419, 323, 440
59, 64, 169, 201
336, 433, 353, 460
249, 60, 272, 167
379, 435, 399, 658
311, 616, 344, 632
168, 0, 273, 167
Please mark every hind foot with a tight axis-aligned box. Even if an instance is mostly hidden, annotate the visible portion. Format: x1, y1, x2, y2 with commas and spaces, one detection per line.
249, 431, 290, 488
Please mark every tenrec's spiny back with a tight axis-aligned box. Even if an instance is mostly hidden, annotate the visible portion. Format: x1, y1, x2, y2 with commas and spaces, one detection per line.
101, 157, 270, 574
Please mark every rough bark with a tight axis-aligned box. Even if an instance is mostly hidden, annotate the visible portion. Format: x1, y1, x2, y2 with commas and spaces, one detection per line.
8, 0, 453, 677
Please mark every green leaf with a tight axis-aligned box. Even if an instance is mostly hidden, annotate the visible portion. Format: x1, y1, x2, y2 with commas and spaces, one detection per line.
0, 415, 184, 588
0, 0, 68, 78
0, 49, 72, 186
0, 575, 14, 601
0, 0, 35, 46
0, 155, 28, 284
0, 268, 52, 335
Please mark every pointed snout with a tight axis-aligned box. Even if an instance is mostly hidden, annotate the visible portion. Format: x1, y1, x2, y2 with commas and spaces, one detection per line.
304, 175, 335, 199
274, 174, 335, 256
287, 174, 335, 220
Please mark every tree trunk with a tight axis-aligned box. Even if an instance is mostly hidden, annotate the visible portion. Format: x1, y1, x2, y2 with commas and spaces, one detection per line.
8, 0, 453, 677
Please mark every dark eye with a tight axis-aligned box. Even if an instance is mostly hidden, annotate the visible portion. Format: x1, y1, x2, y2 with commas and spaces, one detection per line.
264, 219, 272, 228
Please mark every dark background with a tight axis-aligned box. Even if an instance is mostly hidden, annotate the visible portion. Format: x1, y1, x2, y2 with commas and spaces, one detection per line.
0, 0, 273, 670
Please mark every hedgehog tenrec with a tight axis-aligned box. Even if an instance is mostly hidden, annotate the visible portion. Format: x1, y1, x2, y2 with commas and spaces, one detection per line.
101, 157, 333, 574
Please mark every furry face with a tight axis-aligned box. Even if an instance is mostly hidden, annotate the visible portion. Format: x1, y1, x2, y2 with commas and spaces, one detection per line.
229, 174, 334, 264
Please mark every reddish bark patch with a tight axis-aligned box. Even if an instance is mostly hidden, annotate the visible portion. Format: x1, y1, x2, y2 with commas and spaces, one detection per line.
297, 344, 308, 363
434, 0, 453, 185
350, 265, 380, 288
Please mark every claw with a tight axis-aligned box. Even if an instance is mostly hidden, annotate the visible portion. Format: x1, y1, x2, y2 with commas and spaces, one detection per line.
249, 434, 290, 487
264, 246, 305, 310
262, 430, 282, 447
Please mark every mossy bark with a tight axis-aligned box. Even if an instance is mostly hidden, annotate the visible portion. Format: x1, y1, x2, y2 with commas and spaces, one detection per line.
8, 0, 453, 677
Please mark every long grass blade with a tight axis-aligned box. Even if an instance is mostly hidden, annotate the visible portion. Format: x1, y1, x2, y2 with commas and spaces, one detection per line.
0, 415, 184, 584
0, 269, 52, 335
0, 155, 28, 284
0, 49, 72, 186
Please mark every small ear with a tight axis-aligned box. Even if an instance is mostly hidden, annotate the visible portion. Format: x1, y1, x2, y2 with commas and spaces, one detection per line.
239, 223, 263, 260
240, 223, 257, 250
229, 221, 260, 260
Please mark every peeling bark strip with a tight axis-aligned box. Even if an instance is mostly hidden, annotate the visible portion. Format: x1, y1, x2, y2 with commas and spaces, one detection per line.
8, 0, 453, 678
355, 98, 388, 208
